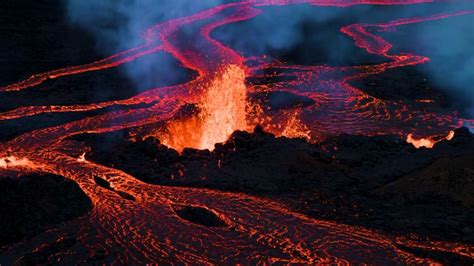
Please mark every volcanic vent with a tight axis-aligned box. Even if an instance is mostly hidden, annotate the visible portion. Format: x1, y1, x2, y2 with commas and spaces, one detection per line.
160, 64, 247, 151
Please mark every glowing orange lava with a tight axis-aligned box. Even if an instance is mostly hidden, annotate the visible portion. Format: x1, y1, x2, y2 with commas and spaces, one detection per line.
77, 152, 88, 163
0, 0, 473, 264
161, 64, 248, 151
0, 155, 35, 169
407, 130, 455, 149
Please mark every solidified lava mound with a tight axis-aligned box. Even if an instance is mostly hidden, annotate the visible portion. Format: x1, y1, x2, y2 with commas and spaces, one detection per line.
93, 175, 136, 201
378, 155, 474, 207
172, 205, 228, 227
0, 173, 92, 246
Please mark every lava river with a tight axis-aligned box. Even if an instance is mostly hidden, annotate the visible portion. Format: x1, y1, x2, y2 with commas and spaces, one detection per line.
0, 0, 473, 264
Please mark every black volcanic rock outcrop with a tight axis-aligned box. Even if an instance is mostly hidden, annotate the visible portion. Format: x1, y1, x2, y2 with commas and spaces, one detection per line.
93, 175, 136, 201
172, 205, 227, 227
0, 173, 92, 246
93, 175, 112, 190
72, 126, 474, 244
378, 155, 474, 207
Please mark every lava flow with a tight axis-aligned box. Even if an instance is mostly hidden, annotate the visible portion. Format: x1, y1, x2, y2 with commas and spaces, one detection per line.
1, 0, 473, 264
0, 155, 34, 169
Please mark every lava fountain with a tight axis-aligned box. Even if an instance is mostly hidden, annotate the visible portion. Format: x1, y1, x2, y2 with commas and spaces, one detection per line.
161, 64, 247, 151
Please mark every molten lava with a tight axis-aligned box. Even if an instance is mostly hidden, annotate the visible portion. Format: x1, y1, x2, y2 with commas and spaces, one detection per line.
407, 130, 456, 149
0, 155, 34, 169
77, 152, 87, 163
0, 0, 473, 264
161, 64, 247, 151
281, 111, 312, 140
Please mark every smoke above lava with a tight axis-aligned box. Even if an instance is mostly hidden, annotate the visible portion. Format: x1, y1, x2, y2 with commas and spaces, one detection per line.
415, 13, 474, 116
64, 1, 473, 117
214, 3, 474, 116
63, 0, 226, 91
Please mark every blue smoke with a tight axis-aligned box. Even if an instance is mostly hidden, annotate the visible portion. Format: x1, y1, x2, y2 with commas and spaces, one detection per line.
64, 1, 474, 116
64, 0, 225, 91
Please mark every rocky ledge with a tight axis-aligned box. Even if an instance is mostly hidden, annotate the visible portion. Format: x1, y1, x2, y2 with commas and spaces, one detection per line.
72, 126, 474, 246
0, 173, 92, 246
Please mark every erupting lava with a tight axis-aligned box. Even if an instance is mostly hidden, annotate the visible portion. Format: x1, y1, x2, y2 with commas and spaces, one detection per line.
1, 0, 473, 264
160, 64, 247, 151
77, 152, 88, 163
407, 130, 455, 149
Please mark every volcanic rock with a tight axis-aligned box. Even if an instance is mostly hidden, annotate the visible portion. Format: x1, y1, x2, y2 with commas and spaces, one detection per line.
74, 126, 474, 244
13, 237, 77, 266
172, 205, 227, 227
0, 173, 92, 246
